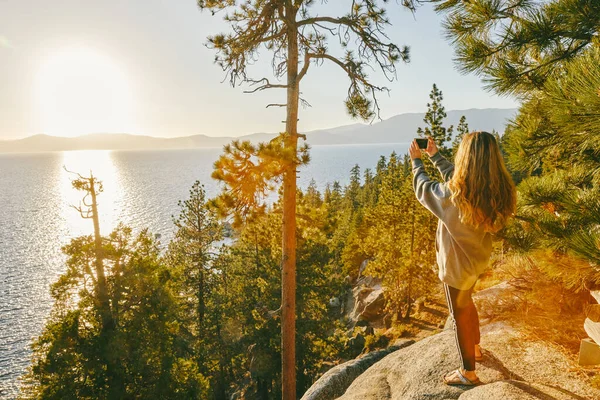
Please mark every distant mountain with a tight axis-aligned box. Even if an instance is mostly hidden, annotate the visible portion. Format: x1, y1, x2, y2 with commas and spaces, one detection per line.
0, 108, 517, 153
315, 108, 517, 144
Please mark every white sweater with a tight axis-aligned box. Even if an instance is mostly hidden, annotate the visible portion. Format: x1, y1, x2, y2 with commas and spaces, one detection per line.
412, 152, 492, 290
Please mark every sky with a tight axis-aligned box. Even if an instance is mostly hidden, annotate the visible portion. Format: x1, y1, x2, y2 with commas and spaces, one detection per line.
0, 0, 519, 139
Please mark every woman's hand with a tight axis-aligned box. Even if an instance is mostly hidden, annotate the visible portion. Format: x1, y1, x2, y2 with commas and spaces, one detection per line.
409, 139, 422, 160
425, 136, 438, 157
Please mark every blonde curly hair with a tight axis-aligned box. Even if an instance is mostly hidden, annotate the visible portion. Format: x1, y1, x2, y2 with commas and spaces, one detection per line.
447, 131, 517, 233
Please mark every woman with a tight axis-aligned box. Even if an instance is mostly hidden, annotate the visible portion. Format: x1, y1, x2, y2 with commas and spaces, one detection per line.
409, 132, 516, 386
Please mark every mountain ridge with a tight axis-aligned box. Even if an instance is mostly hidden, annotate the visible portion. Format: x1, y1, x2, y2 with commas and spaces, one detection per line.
0, 108, 517, 153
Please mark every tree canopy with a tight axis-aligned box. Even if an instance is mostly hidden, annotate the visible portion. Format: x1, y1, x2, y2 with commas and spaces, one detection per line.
501, 44, 600, 290
435, 0, 600, 95
199, 0, 417, 119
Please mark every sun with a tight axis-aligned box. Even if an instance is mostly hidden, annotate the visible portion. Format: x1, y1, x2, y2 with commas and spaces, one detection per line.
35, 46, 138, 137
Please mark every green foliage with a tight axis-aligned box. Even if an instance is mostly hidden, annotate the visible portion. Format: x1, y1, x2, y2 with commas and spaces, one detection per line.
438, 0, 600, 291
434, 0, 600, 95
361, 155, 438, 319
417, 84, 454, 159
210, 135, 310, 227
21, 226, 208, 400
166, 181, 229, 398
451, 115, 469, 158
328, 150, 440, 322
363, 331, 389, 352
346, 164, 362, 212
416, 84, 457, 186
500, 44, 600, 291
185, 190, 348, 398
169, 180, 223, 326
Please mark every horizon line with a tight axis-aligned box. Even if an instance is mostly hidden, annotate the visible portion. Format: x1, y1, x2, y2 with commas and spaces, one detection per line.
1, 107, 518, 142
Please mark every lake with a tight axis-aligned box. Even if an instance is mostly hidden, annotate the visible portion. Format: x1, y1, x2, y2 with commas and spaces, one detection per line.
0, 143, 410, 397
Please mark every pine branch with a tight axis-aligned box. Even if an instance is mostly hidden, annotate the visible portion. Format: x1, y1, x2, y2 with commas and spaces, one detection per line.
435, 0, 600, 94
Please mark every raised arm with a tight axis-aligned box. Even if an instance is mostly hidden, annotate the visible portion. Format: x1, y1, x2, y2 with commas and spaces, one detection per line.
411, 157, 451, 220
430, 152, 455, 182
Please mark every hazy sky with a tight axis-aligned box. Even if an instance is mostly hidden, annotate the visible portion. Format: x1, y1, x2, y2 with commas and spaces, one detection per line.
0, 0, 519, 139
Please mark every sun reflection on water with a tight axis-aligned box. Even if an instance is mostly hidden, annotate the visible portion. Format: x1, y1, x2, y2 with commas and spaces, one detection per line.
60, 150, 123, 238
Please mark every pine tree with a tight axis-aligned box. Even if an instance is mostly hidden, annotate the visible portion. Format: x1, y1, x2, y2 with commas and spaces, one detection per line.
22, 179, 207, 399
65, 169, 111, 332
197, 2, 418, 395
376, 155, 387, 176
416, 84, 454, 183
361, 153, 437, 320
346, 164, 362, 212
417, 84, 454, 158
451, 115, 469, 158
434, 0, 600, 94
372, 155, 388, 204
166, 181, 225, 396
500, 45, 600, 290
170, 181, 223, 327
195, 186, 345, 398
362, 167, 377, 208
305, 178, 322, 208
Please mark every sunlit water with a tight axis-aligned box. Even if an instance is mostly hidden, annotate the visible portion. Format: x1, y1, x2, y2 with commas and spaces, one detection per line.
0, 144, 409, 397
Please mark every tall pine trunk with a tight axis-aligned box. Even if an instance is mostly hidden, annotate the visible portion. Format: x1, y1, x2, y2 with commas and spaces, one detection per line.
89, 175, 124, 397
198, 268, 205, 325
282, 3, 299, 398
404, 202, 416, 321
90, 176, 110, 328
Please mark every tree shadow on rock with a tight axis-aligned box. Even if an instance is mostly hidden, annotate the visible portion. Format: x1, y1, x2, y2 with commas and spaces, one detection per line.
474, 352, 588, 399
478, 349, 525, 382
420, 304, 447, 319
508, 381, 589, 400
409, 317, 438, 332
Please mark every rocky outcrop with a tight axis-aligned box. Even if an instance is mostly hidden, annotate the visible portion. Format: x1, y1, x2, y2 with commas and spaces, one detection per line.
300, 339, 414, 400
303, 282, 600, 400
345, 333, 366, 358
345, 276, 386, 325
458, 381, 585, 399
337, 320, 599, 399
337, 329, 507, 400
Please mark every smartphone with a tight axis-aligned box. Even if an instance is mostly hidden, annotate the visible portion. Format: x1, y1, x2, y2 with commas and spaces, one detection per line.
415, 138, 428, 149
